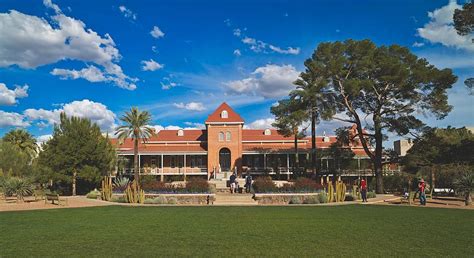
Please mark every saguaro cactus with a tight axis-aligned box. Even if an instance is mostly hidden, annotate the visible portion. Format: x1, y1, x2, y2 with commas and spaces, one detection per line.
101, 176, 113, 201
124, 180, 145, 204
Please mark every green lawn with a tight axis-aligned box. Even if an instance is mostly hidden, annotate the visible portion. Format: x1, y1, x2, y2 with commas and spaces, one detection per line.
0, 205, 472, 257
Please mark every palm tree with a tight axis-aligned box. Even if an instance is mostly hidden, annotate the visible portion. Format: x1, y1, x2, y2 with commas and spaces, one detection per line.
115, 107, 154, 183
453, 172, 474, 206
271, 99, 307, 179
291, 60, 335, 175
2, 129, 38, 160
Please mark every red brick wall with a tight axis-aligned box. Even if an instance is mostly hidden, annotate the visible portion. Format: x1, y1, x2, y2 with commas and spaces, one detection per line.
206, 124, 243, 176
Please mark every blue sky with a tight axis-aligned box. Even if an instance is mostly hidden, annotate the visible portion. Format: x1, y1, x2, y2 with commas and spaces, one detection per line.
0, 0, 472, 146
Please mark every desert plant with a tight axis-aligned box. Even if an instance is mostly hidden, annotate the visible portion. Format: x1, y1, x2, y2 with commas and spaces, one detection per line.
318, 192, 328, 203
303, 195, 320, 204
167, 196, 178, 204
3, 177, 33, 201
111, 195, 126, 203
113, 177, 130, 192
289, 196, 302, 204
253, 177, 277, 193
101, 176, 112, 201
124, 180, 145, 204
453, 172, 474, 206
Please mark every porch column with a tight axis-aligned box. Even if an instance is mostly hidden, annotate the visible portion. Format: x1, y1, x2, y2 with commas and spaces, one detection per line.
184, 154, 187, 182
160, 154, 164, 182
138, 154, 141, 175
263, 153, 267, 172
286, 153, 290, 181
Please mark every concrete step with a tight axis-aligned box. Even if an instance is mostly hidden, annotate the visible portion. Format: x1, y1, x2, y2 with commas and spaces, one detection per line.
213, 193, 257, 206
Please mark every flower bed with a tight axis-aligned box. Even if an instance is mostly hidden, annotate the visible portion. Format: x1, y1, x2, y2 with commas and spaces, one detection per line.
111, 193, 215, 205
253, 193, 323, 205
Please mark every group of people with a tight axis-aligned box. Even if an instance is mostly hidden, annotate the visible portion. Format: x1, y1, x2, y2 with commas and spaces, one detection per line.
229, 172, 252, 194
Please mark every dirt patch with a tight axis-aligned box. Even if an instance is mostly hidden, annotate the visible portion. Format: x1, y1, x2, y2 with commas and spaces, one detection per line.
0, 196, 114, 212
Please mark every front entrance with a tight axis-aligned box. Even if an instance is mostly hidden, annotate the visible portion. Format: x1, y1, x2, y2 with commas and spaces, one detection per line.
219, 148, 231, 172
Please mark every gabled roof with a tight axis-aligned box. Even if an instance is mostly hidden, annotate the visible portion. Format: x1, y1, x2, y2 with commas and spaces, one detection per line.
205, 102, 244, 124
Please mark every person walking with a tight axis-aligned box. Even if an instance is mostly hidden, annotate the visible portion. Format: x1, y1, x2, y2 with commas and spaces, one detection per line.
418, 178, 426, 206
245, 173, 252, 193
229, 172, 236, 194
360, 178, 368, 203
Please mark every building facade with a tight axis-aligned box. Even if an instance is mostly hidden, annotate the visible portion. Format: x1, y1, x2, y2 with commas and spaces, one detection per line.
112, 103, 392, 180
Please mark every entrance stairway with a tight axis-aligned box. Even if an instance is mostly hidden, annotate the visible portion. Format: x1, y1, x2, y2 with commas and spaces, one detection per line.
213, 193, 258, 206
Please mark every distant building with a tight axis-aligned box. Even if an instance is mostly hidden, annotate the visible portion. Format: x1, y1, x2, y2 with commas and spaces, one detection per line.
394, 139, 414, 157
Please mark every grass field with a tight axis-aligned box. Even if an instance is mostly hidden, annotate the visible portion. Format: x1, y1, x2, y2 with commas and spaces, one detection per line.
0, 205, 472, 257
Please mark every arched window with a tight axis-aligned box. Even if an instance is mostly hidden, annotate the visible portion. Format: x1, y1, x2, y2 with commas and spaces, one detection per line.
264, 129, 271, 135
218, 132, 224, 141
177, 129, 184, 136
221, 110, 228, 118
226, 131, 231, 141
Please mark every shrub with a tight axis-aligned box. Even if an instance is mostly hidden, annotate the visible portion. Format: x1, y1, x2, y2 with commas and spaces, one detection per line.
294, 178, 323, 192
252, 177, 277, 193
185, 178, 209, 193
2, 177, 33, 200
86, 189, 100, 199
113, 177, 130, 192
367, 191, 377, 199
144, 198, 155, 204
318, 193, 328, 203
141, 180, 169, 192
111, 196, 126, 203
167, 196, 178, 204
289, 196, 302, 204
303, 195, 320, 204
344, 194, 356, 201
153, 196, 168, 204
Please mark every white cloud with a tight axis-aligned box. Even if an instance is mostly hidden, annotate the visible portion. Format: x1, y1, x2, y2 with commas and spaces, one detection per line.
36, 134, 52, 145
233, 28, 241, 37
240, 35, 299, 55
150, 26, 165, 38
141, 59, 164, 71
417, 1, 474, 52
161, 81, 178, 90
51, 66, 107, 82
244, 118, 275, 129
0, 110, 29, 127
183, 122, 206, 129
268, 45, 300, 55
43, 0, 61, 13
233, 49, 241, 56
0, 83, 28, 105
0, 2, 136, 90
173, 102, 206, 111
24, 99, 117, 132
224, 64, 300, 98
412, 42, 425, 47
119, 5, 137, 20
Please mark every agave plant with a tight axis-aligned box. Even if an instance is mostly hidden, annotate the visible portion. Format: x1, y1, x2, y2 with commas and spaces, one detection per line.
3, 177, 33, 201
453, 172, 474, 206
113, 177, 130, 192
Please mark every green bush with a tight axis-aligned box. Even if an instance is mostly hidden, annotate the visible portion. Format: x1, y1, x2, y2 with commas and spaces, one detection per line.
145, 196, 168, 204
167, 196, 178, 205
111, 196, 126, 203
253, 177, 277, 193
1, 177, 33, 200
318, 193, 328, 203
367, 191, 377, 199
86, 189, 100, 199
289, 196, 302, 204
113, 177, 130, 192
303, 195, 320, 204
185, 178, 209, 193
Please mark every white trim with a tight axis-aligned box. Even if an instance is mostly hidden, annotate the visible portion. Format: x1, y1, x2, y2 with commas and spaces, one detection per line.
118, 152, 208, 155
146, 141, 205, 144
242, 140, 309, 143
205, 122, 244, 125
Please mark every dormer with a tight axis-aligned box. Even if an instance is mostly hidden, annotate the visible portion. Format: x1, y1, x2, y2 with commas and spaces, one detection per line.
264, 129, 271, 136
221, 110, 228, 118
177, 129, 184, 136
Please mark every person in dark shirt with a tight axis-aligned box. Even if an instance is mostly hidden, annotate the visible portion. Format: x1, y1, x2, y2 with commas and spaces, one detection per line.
229, 173, 236, 194
245, 173, 252, 193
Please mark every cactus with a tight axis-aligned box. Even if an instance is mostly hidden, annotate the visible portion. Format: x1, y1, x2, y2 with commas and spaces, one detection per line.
101, 176, 113, 201
327, 178, 334, 203
335, 180, 347, 202
124, 180, 143, 203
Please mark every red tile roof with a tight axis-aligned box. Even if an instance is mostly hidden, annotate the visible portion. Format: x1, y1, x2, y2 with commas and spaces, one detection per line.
205, 102, 244, 123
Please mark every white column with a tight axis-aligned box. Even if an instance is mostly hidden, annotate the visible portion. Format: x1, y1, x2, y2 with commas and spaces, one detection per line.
161, 154, 164, 182
138, 154, 141, 175
184, 154, 187, 182
286, 153, 290, 174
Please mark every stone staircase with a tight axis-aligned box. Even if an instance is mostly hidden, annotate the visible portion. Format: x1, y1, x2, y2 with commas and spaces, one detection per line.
213, 193, 258, 206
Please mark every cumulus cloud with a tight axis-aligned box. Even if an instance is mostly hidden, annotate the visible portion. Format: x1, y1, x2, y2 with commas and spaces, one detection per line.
150, 26, 165, 38
237, 33, 300, 55
233, 49, 241, 56
224, 64, 300, 98
244, 118, 275, 129
183, 122, 206, 129
161, 81, 177, 90
141, 59, 164, 71
51, 66, 107, 82
268, 45, 300, 55
417, 1, 474, 52
0, 2, 137, 90
0, 110, 29, 127
36, 134, 53, 146
412, 42, 425, 47
173, 102, 206, 111
119, 5, 137, 20
24, 99, 117, 132
0, 83, 28, 105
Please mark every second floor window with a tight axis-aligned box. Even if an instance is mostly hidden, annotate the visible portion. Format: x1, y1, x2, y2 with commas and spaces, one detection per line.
226, 131, 231, 141
218, 132, 224, 141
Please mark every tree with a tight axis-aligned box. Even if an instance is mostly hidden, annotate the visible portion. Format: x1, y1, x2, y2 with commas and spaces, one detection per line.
2, 129, 37, 160
454, 2, 474, 93
306, 39, 457, 193
454, 2, 474, 36
453, 171, 474, 206
0, 140, 30, 177
271, 99, 307, 178
115, 107, 154, 183
292, 61, 335, 175
37, 113, 116, 195
318, 127, 355, 176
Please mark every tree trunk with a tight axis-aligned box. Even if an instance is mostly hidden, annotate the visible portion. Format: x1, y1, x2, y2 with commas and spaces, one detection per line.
374, 119, 384, 194
134, 138, 139, 184
311, 112, 317, 175
294, 129, 299, 178
465, 192, 472, 206
72, 170, 77, 196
